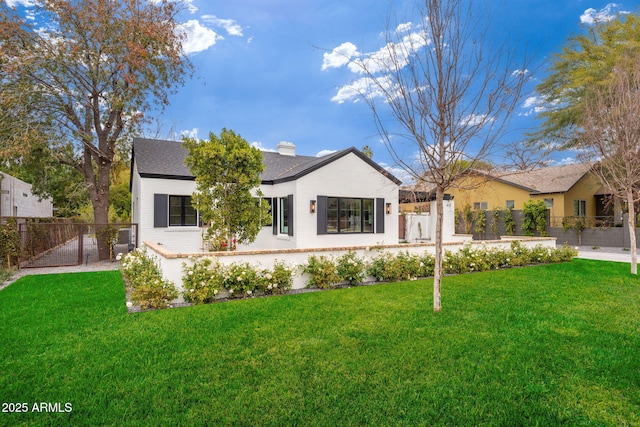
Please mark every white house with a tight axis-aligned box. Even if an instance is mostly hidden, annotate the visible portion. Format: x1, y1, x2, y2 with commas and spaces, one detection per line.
130, 138, 401, 253
0, 172, 53, 218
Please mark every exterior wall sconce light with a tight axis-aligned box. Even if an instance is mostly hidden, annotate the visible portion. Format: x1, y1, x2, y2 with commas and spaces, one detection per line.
386, 203, 392, 214
310, 200, 316, 213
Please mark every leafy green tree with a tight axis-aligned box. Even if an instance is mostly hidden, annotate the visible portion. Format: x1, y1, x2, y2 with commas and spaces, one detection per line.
535, 13, 640, 147
0, 0, 192, 259
504, 206, 516, 236
522, 200, 548, 237
183, 129, 270, 251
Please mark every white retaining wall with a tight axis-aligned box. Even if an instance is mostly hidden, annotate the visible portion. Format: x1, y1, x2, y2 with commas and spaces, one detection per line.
144, 236, 557, 303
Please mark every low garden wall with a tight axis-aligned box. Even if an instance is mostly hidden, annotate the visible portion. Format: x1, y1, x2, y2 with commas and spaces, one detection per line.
143, 236, 557, 303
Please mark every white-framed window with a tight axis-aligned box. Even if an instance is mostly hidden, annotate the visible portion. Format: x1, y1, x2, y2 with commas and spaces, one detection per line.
506, 200, 515, 209
544, 198, 554, 208
573, 199, 586, 217
473, 202, 488, 210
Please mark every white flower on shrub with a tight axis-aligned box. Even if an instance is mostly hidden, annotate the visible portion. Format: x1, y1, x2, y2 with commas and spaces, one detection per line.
237, 276, 242, 281
265, 273, 272, 280
246, 290, 252, 295
213, 289, 219, 296
188, 270, 194, 276
229, 289, 234, 295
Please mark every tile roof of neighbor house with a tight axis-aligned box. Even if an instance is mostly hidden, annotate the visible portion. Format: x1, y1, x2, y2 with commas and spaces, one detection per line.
498, 162, 596, 194
132, 138, 402, 185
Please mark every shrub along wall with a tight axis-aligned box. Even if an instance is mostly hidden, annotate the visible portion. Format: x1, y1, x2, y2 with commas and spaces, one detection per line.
135, 237, 559, 307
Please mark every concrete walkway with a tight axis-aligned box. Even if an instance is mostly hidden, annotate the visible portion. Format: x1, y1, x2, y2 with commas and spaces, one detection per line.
0, 260, 119, 290
575, 246, 635, 263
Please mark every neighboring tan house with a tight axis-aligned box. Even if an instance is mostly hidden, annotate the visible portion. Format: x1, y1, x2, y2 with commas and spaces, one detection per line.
0, 172, 53, 218
130, 138, 401, 253
446, 163, 605, 220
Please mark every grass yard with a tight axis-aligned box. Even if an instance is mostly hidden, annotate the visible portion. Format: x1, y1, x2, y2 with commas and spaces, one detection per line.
1, 260, 639, 426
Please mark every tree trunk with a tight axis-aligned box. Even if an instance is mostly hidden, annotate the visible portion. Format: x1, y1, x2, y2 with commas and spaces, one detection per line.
433, 187, 444, 312
627, 189, 637, 275
90, 161, 112, 261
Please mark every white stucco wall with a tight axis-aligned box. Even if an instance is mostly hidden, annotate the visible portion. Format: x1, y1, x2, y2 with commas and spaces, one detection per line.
0, 172, 53, 218
144, 236, 556, 303
131, 162, 202, 254
135, 151, 400, 253
240, 152, 400, 250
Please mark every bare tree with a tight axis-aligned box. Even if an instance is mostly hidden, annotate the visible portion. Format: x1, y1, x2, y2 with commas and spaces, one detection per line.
346, 0, 528, 311
581, 55, 640, 274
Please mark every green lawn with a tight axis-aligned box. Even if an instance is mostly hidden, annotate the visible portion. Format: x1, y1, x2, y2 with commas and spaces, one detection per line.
1, 260, 639, 426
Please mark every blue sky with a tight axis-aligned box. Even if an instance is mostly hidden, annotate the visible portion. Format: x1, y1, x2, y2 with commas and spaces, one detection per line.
7, 0, 639, 183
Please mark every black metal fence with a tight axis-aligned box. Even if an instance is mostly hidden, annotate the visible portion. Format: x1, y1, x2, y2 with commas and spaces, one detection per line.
15, 222, 138, 268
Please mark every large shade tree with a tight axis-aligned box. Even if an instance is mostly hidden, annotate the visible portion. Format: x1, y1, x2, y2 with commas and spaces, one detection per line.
536, 12, 640, 274
329, 0, 528, 311
535, 13, 640, 147
0, 0, 192, 259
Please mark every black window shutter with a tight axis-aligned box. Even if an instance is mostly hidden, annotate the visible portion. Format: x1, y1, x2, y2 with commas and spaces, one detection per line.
287, 194, 294, 236
154, 194, 168, 228
272, 197, 278, 235
317, 195, 327, 234
376, 198, 385, 234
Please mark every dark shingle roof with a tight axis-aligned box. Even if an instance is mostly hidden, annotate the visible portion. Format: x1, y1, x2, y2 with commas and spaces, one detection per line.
132, 138, 401, 185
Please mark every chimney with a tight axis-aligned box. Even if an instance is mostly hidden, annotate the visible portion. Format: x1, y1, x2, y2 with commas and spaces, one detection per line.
277, 141, 296, 156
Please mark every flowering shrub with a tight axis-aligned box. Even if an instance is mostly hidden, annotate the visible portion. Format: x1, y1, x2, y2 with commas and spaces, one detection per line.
302, 255, 340, 289
369, 244, 577, 282
336, 251, 366, 286
258, 260, 294, 295
222, 262, 259, 298
368, 251, 423, 282
181, 256, 224, 304
118, 249, 177, 310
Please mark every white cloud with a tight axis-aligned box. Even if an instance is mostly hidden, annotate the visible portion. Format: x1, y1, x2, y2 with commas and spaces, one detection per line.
395, 22, 414, 33
325, 24, 430, 102
348, 31, 430, 75
180, 128, 199, 139
512, 69, 529, 77
316, 149, 337, 157
251, 141, 276, 152
520, 95, 548, 116
330, 75, 394, 104
580, 3, 627, 25
202, 15, 243, 37
179, 19, 223, 54
321, 42, 359, 70
5, 0, 36, 7
554, 157, 577, 166
460, 113, 494, 127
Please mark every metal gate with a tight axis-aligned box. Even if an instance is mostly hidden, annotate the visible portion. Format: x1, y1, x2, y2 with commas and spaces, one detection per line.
18, 223, 138, 268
